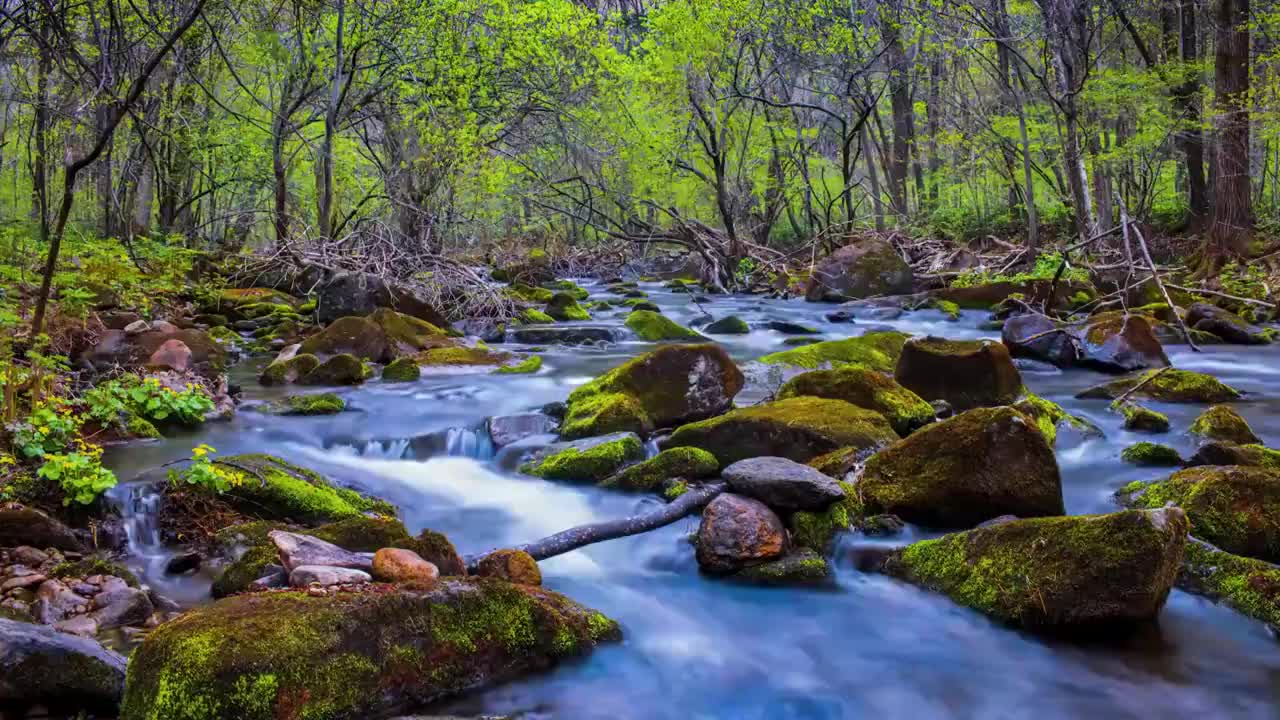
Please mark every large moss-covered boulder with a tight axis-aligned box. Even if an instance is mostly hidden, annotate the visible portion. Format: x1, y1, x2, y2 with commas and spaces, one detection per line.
300, 353, 371, 385
625, 310, 704, 341
1071, 312, 1170, 373
1076, 369, 1242, 403
664, 397, 898, 466
561, 344, 743, 439
858, 407, 1063, 528
1120, 466, 1280, 562
758, 331, 910, 371
1187, 442, 1280, 470
777, 367, 933, 436
520, 433, 644, 483
1187, 303, 1272, 345
1181, 539, 1280, 630
599, 447, 719, 492
120, 580, 620, 720
894, 337, 1022, 411
804, 239, 913, 302
545, 293, 590, 321
1010, 393, 1101, 446
299, 315, 387, 361
882, 508, 1188, 629
1189, 405, 1260, 445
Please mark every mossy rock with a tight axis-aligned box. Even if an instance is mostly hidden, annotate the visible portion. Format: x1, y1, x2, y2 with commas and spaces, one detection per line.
544, 280, 588, 301
415, 346, 511, 367
1181, 539, 1280, 630
1189, 405, 1259, 445
518, 308, 555, 324
664, 397, 898, 466
933, 278, 1096, 311
625, 310, 703, 341
1121, 442, 1184, 466
300, 353, 371, 385
1187, 442, 1280, 470
789, 481, 862, 552
493, 356, 542, 375
393, 529, 466, 577
1118, 403, 1169, 433
298, 316, 387, 361
704, 316, 750, 335
259, 353, 320, 386
475, 549, 542, 586
733, 548, 831, 586
758, 331, 910, 371
1076, 369, 1242, 403
561, 344, 743, 439
368, 307, 449, 356
1011, 393, 1101, 446
545, 293, 591, 321
804, 239, 913, 302
213, 516, 411, 597
49, 557, 140, 588
1071, 311, 1170, 373
207, 326, 240, 344
215, 288, 301, 317
120, 580, 621, 720
521, 433, 644, 483
1120, 465, 1280, 562
858, 407, 1064, 529
931, 299, 961, 320
598, 447, 719, 492
261, 393, 345, 416
126, 415, 162, 439
178, 454, 393, 528
505, 283, 555, 303
882, 508, 1188, 629
382, 357, 421, 382
776, 367, 934, 437
894, 336, 1023, 411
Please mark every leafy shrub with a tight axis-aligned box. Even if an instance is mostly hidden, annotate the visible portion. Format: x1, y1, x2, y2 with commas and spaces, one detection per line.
168, 444, 239, 494
950, 252, 1089, 288
82, 375, 214, 428
8, 401, 80, 458
36, 443, 117, 506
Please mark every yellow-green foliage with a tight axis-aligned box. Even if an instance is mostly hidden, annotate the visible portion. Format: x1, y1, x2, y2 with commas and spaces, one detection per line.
493, 355, 542, 374
624, 310, 703, 341
598, 446, 718, 491
521, 435, 644, 482
758, 331, 910, 371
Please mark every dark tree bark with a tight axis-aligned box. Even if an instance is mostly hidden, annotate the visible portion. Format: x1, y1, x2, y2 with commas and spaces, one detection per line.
1205, 0, 1252, 269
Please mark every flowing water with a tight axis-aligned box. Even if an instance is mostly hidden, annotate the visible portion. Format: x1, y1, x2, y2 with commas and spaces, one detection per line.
103, 280, 1280, 719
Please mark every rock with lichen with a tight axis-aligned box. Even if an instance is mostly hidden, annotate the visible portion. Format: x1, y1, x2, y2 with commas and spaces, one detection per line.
119, 580, 620, 720
1076, 369, 1241, 403
1189, 405, 1259, 445
1070, 312, 1170, 373
758, 331, 910, 371
1180, 538, 1280, 630
299, 353, 370, 385
1118, 403, 1169, 433
858, 407, 1064, 529
1119, 465, 1280, 562
560, 344, 743, 439
475, 549, 542, 585
777, 367, 934, 436
664, 396, 898, 466
598, 447, 719, 492
625, 310, 704, 341
1120, 442, 1184, 466
894, 336, 1022, 411
521, 433, 644, 483
733, 548, 831, 586
1187, 441, 1280, 470
881, 508, 1188, 629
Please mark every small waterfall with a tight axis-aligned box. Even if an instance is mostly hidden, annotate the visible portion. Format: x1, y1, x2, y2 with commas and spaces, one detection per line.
443, 426, 495, 460
120, 482, 164, 553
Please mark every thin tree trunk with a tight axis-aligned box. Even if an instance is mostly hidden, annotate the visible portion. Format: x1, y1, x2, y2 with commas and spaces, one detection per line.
1205, 0, 1252, 268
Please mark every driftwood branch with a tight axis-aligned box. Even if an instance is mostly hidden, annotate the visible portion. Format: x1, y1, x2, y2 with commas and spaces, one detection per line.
1116, 192, 1199, 351
1111, 366, 1170, 406
467, 482, 726, 570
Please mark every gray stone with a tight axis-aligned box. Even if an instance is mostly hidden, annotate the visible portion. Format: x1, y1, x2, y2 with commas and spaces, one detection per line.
722, 456, 846, 510
91, 588, 154, 630
34, 580, 82, 623
0, 506, 84, 552
289, 565, 373, 587
10, 546, 50, 566
507, 326, 620, 345
52, 614, 98, 637
269, 531, 374, 573
0, 617, 126, 705
487, 413, 557, 447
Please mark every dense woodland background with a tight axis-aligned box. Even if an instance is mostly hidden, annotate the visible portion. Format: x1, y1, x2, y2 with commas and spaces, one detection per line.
0, 0, 1277, 333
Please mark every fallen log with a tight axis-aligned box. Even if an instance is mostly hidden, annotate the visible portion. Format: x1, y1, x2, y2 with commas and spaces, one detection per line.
467, 482, 726, 571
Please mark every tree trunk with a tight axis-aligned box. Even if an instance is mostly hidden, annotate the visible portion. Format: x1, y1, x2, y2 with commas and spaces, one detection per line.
1163, 0, 1209, 224
1205, 0, 1252, 268
316, 0, 346, 242
884, 23, 913, 216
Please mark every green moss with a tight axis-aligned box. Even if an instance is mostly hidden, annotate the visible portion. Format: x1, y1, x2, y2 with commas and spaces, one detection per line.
663, 480, 689, 500
545, 280, 588, 300
758, 331, 910, 371
392, 529, 466, 576
665, 396, 898, 466
216, 288, 299, 310
1077, 369, 1242, 403
1120, 465, 1280, 561
1117, 402, 1170, 433
1012, 393, 1100, 446
545, 293, 591, 321
1182, 540, 1280, 629
1192, 443, 1280, 470
1189, 405, 1260, 445
50, 557, 140, 587
931, 299, 961, 320
886, 509, 1188, 628
522, 435, 644, 483
416, 346, 510, 367
262, 393, 345, 416
734, 549, 831, 585
505, 283, 554, 303
598, 447, 718, 491
560, 391, 648, 439
790, 482, 861, 552
300, 353, 370, 386
518, 308, 555, 324
127, 415, 162, 439
624, 310, 703, 341
259, 353, 320, 386
381, 357, 421, 382
704, 316, 750, 334
493, 355, 542, 374
207, 326, 240, 344
1121, 442, 1184, 466
777, 367, 934, 437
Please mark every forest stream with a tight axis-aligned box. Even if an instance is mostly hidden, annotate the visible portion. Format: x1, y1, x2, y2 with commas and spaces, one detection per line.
98, 278, 1280, 720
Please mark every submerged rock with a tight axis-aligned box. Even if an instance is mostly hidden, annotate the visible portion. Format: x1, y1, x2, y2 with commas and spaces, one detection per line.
1076, 369, 1241, 403
487, 413, 557, 447
721, 456, 845, 511
560, 344, 743, 439
664, 397, 898, 466
0, 616, 126, 709
1120, 465, 1280, 562
758, 331, 909, 371
704, 316, 750, 334
858, 407, 1064, 528
521, 433, 644, 483
734, 548, 831, 586
882, 508, 1188, 629
696, 494, 787, 574
1189, 405, 1260, 445
804, 239, 913, 302
599, 447, 719, 492
894, 337, 1022, 412
120, 581, 620, 720
776, 367, 934, 436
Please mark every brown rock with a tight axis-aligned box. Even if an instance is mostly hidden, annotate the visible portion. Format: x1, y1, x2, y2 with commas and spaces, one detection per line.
371, 548, 440, 587
695, 493, 787, 574
805, 239, 913, 302
475, 549, 542, 586
895, 336, 1022, 411
147, 339, 193, 372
